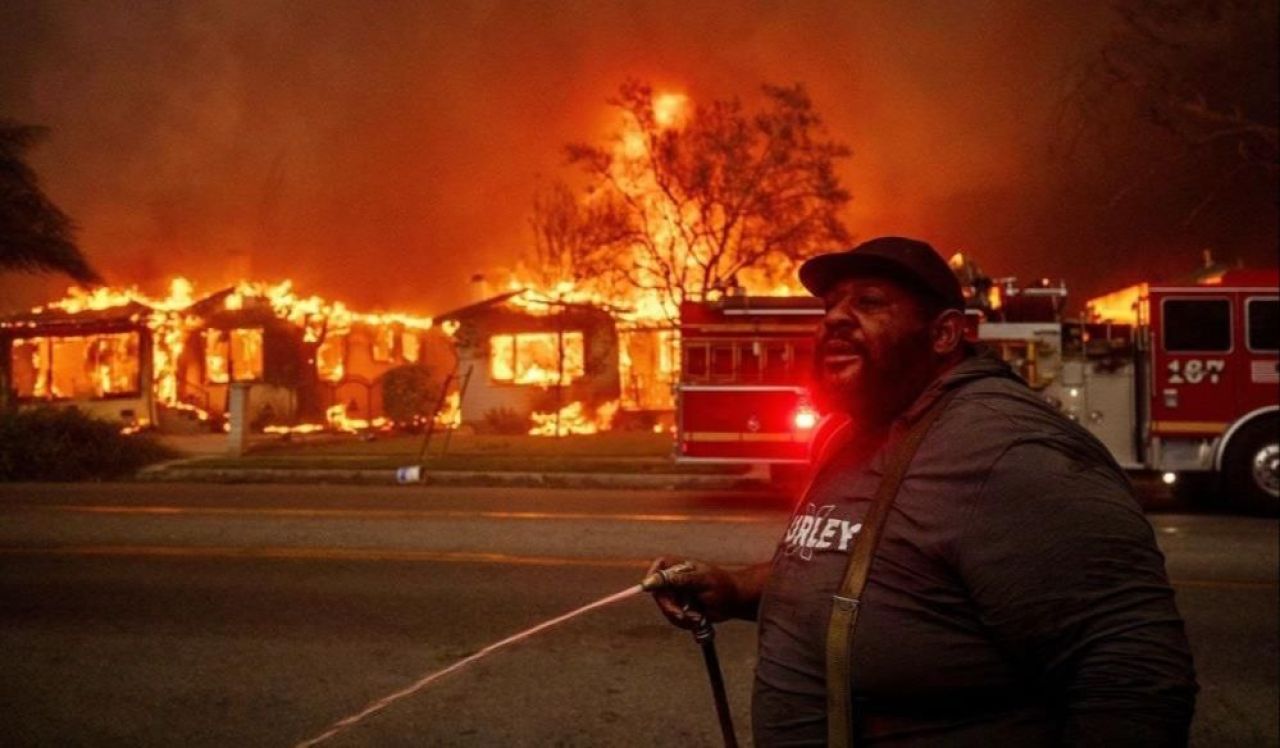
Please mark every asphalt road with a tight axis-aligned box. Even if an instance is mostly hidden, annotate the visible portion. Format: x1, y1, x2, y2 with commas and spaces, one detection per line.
0, 482, 1275, 747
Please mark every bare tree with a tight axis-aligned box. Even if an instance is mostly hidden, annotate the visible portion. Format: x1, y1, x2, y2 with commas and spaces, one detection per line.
526, 179, 632, 295
559, 80, 851, 317
1069, 0, 1278, 221
0, 121, 100, 283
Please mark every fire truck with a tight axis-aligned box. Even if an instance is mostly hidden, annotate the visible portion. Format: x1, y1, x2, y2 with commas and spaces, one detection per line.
675, 295, 822, 465
675, 270, 1279, 515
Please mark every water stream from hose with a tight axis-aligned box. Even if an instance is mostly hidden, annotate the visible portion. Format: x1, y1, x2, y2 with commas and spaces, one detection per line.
295, 584, 644, 747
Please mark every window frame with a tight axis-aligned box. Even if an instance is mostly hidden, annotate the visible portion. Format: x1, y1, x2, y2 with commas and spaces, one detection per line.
487, 331, 586, 385
1245, 296, 1279, 353
1160, 296, 1233, 354
204, 327, 265, 385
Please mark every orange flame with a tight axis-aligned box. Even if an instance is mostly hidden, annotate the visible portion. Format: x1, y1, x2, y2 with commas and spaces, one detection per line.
21, 277, 435, 433
528, 400, 619, 436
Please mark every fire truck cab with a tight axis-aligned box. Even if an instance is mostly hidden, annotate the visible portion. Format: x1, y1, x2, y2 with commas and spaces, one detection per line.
676, 269, 1279, 515
1084, 270, 1279, 514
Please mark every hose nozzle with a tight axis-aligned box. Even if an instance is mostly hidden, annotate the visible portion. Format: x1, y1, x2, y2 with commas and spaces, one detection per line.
641, 561, 695, 591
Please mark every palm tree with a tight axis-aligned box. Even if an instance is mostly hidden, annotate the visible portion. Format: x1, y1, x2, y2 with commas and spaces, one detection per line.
0, 121, 100, 284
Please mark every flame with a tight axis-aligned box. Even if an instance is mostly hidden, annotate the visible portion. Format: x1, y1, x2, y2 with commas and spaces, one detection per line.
434, 390, 462, 429
15, 276, 436, 433
317, 403, 390, 433
507, 89, 804, 330
119, 421, 148, 435
17, 278, 217, 419
1087, 284, 1147, 325
224, 279, 433, 343
488, 331, 585, 387
528, 400, 619, 436
652, 92, 689, 129
491, 90, 810, 424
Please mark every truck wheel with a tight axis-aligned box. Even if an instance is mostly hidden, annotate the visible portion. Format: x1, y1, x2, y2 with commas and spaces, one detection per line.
1222, 415, 1279, 517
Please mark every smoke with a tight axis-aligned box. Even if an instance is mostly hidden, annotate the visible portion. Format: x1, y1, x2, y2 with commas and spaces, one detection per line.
1, 0, 1274, 314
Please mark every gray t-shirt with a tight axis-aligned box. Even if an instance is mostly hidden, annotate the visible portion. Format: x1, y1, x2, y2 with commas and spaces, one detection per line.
752, 354, 1196, 746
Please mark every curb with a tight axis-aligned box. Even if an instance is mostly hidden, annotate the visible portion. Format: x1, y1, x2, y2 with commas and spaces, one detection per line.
135, 466, 774, 491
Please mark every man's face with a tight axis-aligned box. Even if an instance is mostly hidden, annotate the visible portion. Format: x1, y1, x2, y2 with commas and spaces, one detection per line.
815, 275, 936, 422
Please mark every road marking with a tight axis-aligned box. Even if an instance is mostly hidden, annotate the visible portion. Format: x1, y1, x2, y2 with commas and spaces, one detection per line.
5, 504, 778, 524
0, 545, 653, 567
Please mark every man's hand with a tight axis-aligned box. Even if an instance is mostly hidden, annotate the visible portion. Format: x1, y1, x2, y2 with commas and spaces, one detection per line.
643, 557, 769, 628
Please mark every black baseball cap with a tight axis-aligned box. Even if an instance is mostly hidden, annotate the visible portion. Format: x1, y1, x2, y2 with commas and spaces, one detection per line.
798, 236, 964, 310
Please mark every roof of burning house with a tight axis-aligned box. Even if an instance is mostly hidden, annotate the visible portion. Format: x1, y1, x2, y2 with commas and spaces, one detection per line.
437, 291, 618, 323
0, 300, 155, 336
435, 291, 526, 322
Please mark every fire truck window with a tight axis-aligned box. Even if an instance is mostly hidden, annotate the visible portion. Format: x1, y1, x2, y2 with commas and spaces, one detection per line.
684, 344, 708, 379
763, 343, 790, 382
1247, 298, 1278, 351
739, 342, 762, 381
1162, 299, 1231, 352
710, 344, 735, 380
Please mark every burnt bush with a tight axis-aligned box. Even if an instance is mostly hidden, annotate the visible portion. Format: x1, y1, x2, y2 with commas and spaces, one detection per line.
0, 406, 176, 481
380, 364, 442, 429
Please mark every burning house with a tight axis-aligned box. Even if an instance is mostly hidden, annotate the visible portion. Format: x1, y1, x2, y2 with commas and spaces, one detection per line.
437, 291, 621, 434
172, 285, 449, 430
0, 279, 451, 433
0, 300, 155, 429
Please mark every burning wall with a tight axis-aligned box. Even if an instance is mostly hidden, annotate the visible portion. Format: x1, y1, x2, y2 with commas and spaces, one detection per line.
0, 302, 156, 428
1, 278, 448, 433
439, 293, 620, 434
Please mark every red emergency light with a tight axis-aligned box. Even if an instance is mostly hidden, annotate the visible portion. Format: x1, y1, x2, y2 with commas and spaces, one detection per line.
793, 406, 818, 431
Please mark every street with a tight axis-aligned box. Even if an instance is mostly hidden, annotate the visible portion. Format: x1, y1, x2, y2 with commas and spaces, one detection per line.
0, 482, 1275, 747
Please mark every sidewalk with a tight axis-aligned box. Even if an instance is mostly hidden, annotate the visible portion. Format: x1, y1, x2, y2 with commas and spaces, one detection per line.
140, 431, 777, 490
137, 459, 773, 490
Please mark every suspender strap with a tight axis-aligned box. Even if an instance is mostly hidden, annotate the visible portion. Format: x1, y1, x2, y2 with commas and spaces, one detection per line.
824, 390, 958, 748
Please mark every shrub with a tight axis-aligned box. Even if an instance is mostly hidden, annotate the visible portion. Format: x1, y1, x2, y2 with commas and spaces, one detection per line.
0, 406, 177, 481
381, 365, 441, 428
479, 406, 530, 435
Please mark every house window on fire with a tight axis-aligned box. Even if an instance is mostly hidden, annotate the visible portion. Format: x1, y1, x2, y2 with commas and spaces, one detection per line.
204, 328, 264, 384
489, 332, 585, 385
10, 333, 141, 400
316, 335, 346, 383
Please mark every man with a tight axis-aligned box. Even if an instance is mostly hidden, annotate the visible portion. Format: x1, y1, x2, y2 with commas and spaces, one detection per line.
647, 237, 1197, 746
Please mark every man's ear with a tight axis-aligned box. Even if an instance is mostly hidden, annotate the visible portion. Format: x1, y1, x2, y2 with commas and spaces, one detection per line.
931, 309, 966, 356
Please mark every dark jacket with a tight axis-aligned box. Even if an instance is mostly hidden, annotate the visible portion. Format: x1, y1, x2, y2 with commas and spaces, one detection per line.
753, 353, 1197, 746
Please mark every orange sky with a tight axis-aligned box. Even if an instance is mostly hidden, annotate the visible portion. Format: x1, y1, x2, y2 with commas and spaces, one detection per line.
2, 1, 1275, 315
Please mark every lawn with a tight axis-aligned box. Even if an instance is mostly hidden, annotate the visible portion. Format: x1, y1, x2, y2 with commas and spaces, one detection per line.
251, 431, 675, 459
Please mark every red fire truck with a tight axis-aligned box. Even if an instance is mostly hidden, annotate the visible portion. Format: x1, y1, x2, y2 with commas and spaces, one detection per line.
675, 295, 822, 464
675, 270, 1279, 514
